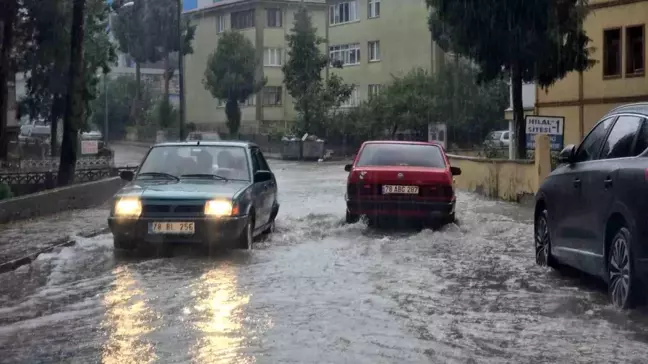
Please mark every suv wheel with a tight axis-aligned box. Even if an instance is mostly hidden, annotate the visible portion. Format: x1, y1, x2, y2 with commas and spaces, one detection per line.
608, 226, 637, 309
534, 209, 556, 267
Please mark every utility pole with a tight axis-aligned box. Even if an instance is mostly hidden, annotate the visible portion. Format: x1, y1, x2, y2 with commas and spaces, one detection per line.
177, 0, 186, 141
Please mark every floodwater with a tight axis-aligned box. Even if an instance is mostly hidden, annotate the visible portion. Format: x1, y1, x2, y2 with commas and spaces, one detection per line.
1, 161, 648, 364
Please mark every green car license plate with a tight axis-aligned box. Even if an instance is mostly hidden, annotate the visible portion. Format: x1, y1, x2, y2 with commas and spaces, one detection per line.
149, 222, 195, 234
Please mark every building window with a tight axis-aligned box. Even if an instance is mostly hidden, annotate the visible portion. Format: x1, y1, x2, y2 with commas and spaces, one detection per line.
329, 1, 358, 25
262, 86, 282, 106
341, 87, 359, 107
218, 97, 255, 107
216, 14, 225, 33
368, 41, 380, 61
626, 25, 645, 75
231, 9, 255, 30
264, 48, 283, 66
603, 28, 622, 77
368, 0, 380, 18
368, 84, 382, 97
329, 43, 361, 66
266, 8, 282, 28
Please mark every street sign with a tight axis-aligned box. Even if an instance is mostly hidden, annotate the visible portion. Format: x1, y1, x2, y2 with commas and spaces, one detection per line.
428, 123, 447, 149
525, 115, 565, 151
81, 140, 99, 155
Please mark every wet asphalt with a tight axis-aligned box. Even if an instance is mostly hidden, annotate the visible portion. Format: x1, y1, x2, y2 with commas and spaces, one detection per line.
1, 160, 648, 363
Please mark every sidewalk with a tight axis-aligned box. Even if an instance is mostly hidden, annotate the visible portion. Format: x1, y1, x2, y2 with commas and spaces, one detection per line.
0, 206, 110, 269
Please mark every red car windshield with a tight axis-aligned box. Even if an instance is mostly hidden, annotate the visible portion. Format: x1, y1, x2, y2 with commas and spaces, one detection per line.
356, 143, 446, 168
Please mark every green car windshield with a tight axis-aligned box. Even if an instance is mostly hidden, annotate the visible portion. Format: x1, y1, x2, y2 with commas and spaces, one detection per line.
138, 145, 250, 181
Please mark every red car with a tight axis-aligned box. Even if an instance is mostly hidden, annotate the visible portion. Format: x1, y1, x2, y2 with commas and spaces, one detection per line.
344, 141, 461, 225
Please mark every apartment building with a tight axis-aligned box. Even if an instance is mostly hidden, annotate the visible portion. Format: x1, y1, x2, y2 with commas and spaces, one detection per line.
327, 0, 439, 107
183, 0, 441, 132
535, 0, 648, 145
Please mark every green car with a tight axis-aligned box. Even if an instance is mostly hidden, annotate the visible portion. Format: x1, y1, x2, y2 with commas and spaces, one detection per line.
108, 141, 279, 251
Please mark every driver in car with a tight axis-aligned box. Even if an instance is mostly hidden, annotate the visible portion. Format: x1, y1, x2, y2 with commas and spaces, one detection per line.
217, 150, 248, 180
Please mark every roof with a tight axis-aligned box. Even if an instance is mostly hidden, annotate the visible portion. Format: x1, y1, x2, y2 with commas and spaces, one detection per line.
605, 102, 648, 117
183, 0, 326, 16
153, 141, 259, 148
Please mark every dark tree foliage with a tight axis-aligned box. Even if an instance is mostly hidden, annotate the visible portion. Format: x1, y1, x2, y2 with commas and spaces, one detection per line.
282, 6, 353, 135
19, 0, 116, 156
203, 31, 265, 135
426, 0, 594, 158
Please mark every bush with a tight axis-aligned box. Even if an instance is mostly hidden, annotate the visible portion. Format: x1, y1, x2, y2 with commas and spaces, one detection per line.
0, 183, 13, 201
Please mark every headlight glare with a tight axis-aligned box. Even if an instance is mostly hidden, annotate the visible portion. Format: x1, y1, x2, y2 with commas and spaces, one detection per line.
204, 200, 233, 216
114, 198, 142, 217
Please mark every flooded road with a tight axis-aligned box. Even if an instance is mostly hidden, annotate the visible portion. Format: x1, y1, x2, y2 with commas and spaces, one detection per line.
1, 161, 648, 363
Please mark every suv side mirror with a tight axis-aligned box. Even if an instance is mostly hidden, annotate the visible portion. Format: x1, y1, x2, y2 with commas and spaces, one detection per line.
120, 170, 134, 181
450, 166, 462, 176
344, 164, 352, 172
254, 170, 272, 183
558, 144, 576, 164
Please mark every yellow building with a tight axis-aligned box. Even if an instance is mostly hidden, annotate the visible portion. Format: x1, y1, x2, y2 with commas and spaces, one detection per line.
536, 0, 648, 145
184, 0, 328, 133
327, 0, 439, 107
183, 0, 442, 133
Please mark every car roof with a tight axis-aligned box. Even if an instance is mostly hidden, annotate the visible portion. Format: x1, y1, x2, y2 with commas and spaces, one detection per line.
362, 140, 442, 146
152, 140, 259, 148
605, 102, 648, 117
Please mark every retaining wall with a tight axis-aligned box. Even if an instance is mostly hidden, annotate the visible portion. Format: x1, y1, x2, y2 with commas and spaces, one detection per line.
0, 177, 125, 224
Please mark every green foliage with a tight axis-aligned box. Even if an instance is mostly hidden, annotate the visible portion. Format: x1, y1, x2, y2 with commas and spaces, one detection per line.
112, 0, 160, 66
18, 0, 117, 129
426, 0, 594, 155
339, 63, 509, 147
0, 182, 12, 201
203, 31, 265, 135
91, 76, 155, 140
282, 6, 353, 135
153, 99, 179, 129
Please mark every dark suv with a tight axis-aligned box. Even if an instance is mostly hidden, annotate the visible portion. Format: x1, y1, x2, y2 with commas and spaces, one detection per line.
534, 102, 648, 309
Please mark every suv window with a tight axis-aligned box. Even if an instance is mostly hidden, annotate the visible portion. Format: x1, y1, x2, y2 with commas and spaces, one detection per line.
502, 132, 509, 140
600, 115, 642, 159
575, 117, 615, 162
356, 143, 446, 168
634, 119, 648, 155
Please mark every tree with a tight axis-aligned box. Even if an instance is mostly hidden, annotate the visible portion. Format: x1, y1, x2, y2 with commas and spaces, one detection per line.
340, 64, 509, 147
91, 75, 155, 140
282, 6, 353, 135
426, 0, 594, 158
0, 0, 19, 159
58, 0, 87, 186
19, 0, 116, 156
112, 0, 160, 125
147, 0, 195, 131
203, 31, 265, 135
147, 0, 195, 102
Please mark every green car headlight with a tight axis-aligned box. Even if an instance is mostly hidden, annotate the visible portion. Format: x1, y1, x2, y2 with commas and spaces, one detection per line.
114, 198, 142, 217
204, 199, 235, 217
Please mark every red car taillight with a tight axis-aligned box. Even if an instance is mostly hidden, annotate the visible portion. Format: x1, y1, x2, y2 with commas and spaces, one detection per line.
421, 185, 454, 199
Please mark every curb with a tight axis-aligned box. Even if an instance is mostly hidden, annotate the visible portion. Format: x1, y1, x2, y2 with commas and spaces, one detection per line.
0, 227, 110, 274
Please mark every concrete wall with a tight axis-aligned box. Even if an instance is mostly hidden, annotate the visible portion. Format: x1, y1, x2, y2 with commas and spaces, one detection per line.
448, 155, 536, 203
448, 134, 552, 204
0, 177, 125, 224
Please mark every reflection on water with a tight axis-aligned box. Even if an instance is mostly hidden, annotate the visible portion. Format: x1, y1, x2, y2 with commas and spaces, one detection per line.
101, 266, 157, 364
190, 263, 252, 364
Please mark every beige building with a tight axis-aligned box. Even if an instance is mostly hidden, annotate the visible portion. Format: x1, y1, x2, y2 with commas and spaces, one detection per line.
536, 0, 648, 145
183, 0, 442, 133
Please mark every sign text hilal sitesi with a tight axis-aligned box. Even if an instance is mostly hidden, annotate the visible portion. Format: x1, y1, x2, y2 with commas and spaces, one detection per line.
525, 115, 565, 151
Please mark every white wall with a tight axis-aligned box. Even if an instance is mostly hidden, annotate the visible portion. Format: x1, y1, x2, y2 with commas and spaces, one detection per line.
508, 81, 536, 110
